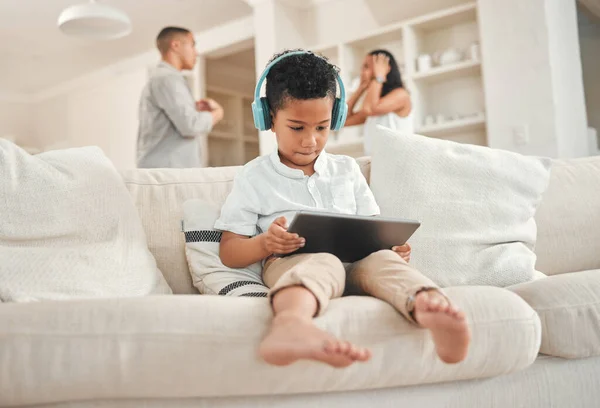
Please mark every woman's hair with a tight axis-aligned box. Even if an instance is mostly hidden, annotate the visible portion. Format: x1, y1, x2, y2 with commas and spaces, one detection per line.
265, 49, 339, 114
368, 49, 403, 97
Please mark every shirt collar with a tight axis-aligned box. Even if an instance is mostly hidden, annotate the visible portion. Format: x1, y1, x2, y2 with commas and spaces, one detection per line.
269, 149, 328, 179
157, 60, 182, 75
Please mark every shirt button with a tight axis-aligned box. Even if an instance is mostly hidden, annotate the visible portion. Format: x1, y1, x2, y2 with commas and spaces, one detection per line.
308, 180, 315, 187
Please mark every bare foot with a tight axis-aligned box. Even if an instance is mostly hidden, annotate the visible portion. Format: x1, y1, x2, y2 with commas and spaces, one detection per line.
259, 314, 372, 367
414, 290, 471, 364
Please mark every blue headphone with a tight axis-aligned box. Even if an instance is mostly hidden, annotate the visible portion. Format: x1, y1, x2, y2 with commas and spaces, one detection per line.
251, 50, 348, 131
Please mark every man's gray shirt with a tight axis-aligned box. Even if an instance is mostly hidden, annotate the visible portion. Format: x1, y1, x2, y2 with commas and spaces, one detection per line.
137, 61, 213, 168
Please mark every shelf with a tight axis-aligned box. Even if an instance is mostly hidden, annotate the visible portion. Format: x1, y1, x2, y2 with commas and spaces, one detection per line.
412, 60, 481, 83
416, 116, 485, 138
209, 130, 238, 141
347, 24, 404, 50
407, 3, 477, 32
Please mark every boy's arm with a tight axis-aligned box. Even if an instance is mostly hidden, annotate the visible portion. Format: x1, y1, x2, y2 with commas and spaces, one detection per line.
219, 232, 270, 269
215, 171, 305, 268
220, 217, 304, 268
214, 170, 263, 267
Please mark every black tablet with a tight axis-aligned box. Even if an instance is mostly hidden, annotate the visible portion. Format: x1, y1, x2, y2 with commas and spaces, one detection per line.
285, 211, 421, 263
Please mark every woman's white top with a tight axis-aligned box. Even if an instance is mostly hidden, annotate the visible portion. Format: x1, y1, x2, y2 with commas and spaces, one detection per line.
363, 110, 414, 155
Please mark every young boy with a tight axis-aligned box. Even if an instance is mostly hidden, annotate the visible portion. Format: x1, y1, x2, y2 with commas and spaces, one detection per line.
214, 50, 470, 368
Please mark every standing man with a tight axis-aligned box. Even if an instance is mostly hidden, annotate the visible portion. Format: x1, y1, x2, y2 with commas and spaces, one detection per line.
137, 26, 223, 168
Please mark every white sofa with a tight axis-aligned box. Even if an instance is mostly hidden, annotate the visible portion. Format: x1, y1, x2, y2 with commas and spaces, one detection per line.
1, 156, 599, 408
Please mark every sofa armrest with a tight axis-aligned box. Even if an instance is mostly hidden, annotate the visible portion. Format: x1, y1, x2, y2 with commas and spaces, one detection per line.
509, 269, 600, 358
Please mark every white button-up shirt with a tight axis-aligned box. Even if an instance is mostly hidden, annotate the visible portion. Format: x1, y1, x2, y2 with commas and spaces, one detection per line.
214, 150, 380, 236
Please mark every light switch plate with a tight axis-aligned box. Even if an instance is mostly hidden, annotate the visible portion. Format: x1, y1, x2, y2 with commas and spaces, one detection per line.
513, 125, 529, 146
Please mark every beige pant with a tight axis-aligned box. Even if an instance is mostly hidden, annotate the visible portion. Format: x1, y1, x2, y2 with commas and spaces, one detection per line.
262, 250, 438, 322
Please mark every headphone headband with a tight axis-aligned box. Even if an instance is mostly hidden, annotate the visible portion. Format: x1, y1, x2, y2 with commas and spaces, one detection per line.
252, 50, 348, 131
254, 50, 345, 108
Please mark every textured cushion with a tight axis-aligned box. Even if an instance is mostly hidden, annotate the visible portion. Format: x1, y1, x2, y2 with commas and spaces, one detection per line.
0, 286, 540, 406
121, 159, 372, 295
370, 126, 552, 287
0, 141, 171, 302
509, 269, 600, 358
182, 199, 267, 296
534, 156, 600, 275
121, 167, 239, 294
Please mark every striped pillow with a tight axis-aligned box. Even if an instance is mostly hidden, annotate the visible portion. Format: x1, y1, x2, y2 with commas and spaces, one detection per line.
182, 199, 268, 297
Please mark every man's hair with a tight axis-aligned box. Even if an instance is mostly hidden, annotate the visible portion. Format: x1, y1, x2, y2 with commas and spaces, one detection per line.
156, 26, 191, 54
265, 49, 339, 114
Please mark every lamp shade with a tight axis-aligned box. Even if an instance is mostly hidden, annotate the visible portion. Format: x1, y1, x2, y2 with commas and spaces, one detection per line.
58, 1, 132, 40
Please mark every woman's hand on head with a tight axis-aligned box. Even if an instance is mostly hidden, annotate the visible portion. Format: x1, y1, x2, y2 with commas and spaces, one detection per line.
372, 53, 391, 79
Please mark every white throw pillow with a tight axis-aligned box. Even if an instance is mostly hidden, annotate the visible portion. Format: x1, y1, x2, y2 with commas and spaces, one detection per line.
0, 141, 172, 302
182, 199, 267, 297
370, 126, 552, 287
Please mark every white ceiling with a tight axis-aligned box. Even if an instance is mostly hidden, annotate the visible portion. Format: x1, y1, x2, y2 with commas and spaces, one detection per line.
2, 0, 597, 96
0, 0, 252, 95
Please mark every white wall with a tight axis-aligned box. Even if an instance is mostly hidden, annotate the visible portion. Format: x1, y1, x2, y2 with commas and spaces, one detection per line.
546, 0, 589, 158
478, 0, 588, 158
579, 7, 600, 148
34, 66, 148, 170
0, 100, 34, 146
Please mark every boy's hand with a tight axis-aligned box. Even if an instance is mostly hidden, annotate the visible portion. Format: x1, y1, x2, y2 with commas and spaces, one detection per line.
261, 216, 305, 255
392, 243, 411, 263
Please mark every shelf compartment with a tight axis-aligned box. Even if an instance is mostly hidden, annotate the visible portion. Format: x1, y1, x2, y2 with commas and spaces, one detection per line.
416, 116, 485, 138
412, 60, 481, 83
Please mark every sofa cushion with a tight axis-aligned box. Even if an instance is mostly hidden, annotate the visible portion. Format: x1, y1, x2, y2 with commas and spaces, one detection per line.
370, 126, 552, 287
121, 158, 373, 295
534, 156, 600, 275
121, 167, 239, 294
509, 269, 600, 358
182, 199, 266, 296
0, 140, 171, 302
0, 286, 540, 406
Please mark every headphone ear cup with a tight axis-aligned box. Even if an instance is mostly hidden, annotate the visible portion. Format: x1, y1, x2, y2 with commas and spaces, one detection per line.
336, 100, 348, 131
260, 97, 271, 130
251, 100, 265, 131
331, 98, 347, 131
330, 98, 340, 130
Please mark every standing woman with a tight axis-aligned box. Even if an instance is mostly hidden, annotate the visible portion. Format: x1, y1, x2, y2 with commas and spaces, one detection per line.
344, 49, 413, 155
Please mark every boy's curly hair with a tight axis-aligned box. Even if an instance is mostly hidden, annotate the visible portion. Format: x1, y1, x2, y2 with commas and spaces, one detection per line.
265, 49, 340, 114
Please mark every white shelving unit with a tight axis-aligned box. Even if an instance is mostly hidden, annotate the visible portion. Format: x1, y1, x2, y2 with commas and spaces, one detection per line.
206, 86, 259, 167
411, 59, 481, 83
311, 2, 486, 157
416, 115, 486, 138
